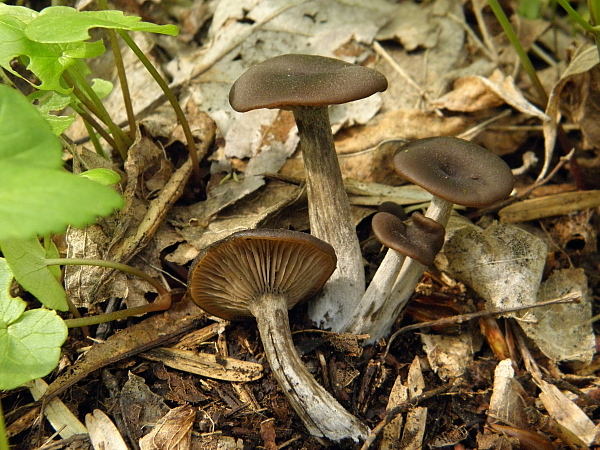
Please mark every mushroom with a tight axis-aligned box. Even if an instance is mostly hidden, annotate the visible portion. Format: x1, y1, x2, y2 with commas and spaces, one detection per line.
342, 137, 514, 341
188, 229, 369, 442
229, 54, 388, 331
371, 211, 445, 267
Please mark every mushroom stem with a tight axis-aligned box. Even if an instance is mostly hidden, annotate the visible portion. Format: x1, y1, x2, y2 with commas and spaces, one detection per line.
249, 293, 369, 442
342, 197, 453, 341
340, 250, 406, 334
293, 106, 365, 331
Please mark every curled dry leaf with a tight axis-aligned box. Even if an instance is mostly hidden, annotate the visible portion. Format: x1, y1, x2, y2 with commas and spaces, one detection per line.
542, 45, 599, 180
432, 69, 549, 120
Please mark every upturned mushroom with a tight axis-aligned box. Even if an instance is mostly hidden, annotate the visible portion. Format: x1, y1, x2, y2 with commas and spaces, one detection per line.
188, 229, 369, 442
342, 137, 514, 341
229, 54, 388, 331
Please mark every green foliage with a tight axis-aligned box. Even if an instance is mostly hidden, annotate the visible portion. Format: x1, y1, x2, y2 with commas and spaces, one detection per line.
24, 6, 179, 43
0, 84, 125, 240
79, 168, 122, 186
0, 239, 68, 311
28, 90, 75, 136
0, 5, 104, 93
0, 4, 177, 93
0, 258, 68, 391
0, 3, 181, 160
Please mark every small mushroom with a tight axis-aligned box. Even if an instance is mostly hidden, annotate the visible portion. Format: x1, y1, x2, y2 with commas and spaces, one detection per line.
371, 211, 445, 267
229, 54, 388, 331
340, 212, 445, 334
188, 229, 369, 442
342, 137, 514, 341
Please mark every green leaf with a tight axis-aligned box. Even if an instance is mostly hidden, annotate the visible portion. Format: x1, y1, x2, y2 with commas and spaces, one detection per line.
25, 6, 179, 44
0, 6, 105, 93
0, 84, 125, 240
28, 90, 76, 135
0, 164, 125, 240
91, 77, 113, 100
0, 239, 68, 311
79, 168, 121, 186
0, 258, 68, 390
0, 84, 62, 169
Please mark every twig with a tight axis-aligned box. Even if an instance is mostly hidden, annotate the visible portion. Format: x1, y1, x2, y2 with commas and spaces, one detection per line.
372, 41, 430, 103
360, 383, 455, 449
384, 291, 581, 359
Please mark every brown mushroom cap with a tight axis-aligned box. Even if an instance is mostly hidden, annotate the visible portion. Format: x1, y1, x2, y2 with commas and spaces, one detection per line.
229, 54, 388, 112
372, 211, 445, 266
188, 229, 337, 320
392, 137, 514, 207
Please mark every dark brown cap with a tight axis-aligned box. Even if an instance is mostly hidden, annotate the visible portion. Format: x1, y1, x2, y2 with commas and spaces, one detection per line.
188, 229, 337, 320
392, 137, 514, 207
371, 211, 445, 266
229, 54, 388, 112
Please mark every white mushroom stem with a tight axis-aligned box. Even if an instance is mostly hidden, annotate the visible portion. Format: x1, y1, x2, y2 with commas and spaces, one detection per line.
249, 293, 369, 442
341, 196, 453, 342
293, 106, 365, 331
340, 250, 406, 334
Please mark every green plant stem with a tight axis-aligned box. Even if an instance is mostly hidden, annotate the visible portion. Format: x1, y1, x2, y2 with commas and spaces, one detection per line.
557, 0, 597, 31
116, 30, 203, 188
108, 29, 136, 140
0, 400, 7, 450
64, 69, 131, 159
557, 0, 600, 60
487, 0, 548, 105
99, 0, 136, 139
77, 106, 118, 151
82, 119, 109, 158
45, 258, 172, 328
588, 0, 600, 27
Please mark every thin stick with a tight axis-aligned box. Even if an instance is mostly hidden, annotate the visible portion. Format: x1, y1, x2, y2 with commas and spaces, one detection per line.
384, 291, 581, 358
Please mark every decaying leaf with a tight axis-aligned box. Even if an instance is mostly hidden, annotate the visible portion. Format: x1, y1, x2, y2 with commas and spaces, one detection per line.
443, 221, 548, 311
381, 357, 426, 450
488, 359, 528, 428
399, 357, 427, 450
432, 69, 549, 120
537, 379, 600, 448
120, 372, 170, 444
139, 405, 195, 450
26, 379, 87, 439
86, 409, 128, 450
420, 332, 477, 381
519, 268, 593, 363
542, 45, 599, 180
43, 298, 205, 401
